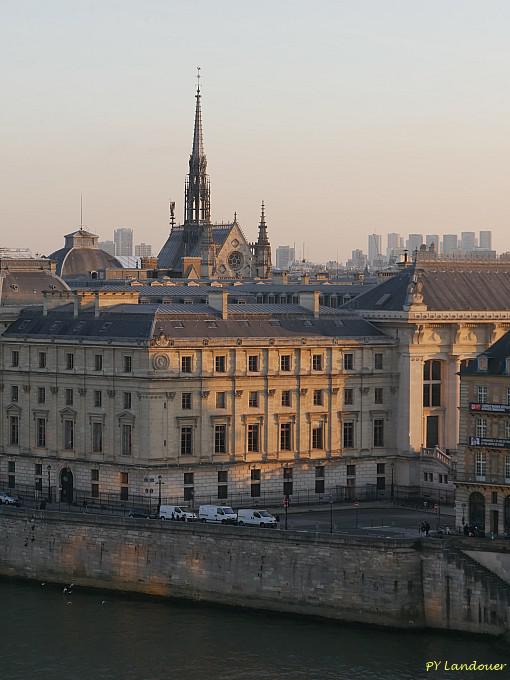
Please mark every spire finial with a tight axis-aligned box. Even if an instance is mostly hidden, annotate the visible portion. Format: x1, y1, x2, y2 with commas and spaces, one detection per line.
196, 65, 201, 94
234, 211, 237, 223
260, 200, 265, 224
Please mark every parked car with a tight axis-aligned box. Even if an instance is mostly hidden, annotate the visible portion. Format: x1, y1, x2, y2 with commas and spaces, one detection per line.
127, 507, 152, 519
0, 492, 21, 506
237, 509, 277, 528
198, 505, 238, 524
159, 505, 197, 521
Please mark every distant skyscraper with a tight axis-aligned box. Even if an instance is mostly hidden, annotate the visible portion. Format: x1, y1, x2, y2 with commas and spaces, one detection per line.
479, 230, 492, 251
426, 234, 439, 252
368, 234, 382, 265
99, 240, 115, 256
114, 227, 134, 256
461, 231, 477, 253
275, 245, 295, 270
386, 233, 400, 256
406, 234, 423, 254
442, 234, 458, 256
135, 243, 152, 257
350, 249, 367, 270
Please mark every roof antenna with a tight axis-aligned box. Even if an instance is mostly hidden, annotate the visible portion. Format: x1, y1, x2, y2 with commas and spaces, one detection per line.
169, 200, 176, 228
80, 193, 84, 231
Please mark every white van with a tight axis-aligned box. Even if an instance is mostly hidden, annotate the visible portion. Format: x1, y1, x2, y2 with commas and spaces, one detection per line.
159, 505, 197, 521
198, 505, 238, 524
237, 509, 277, 528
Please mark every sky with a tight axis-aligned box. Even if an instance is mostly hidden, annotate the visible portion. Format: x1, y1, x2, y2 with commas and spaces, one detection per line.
1, 0, 510, 262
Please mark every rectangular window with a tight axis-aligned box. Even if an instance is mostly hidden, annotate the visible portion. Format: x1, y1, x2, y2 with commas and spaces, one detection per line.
315, 465, 325, 494
183, 472, 194, 501
11, 350, 19, 367
477, 386, 488, 404
312, 422, 324, 449
475, 417, 487, 438
8, 461, 15, 473
347, 464, 356, 477
374, 387, 384, 404
180, 426, 193, 455
35, 463, 42, 476
281, 390, 291, 407
216, 391, 226, 408
217, 470, 228, 499
91, 483, 99, 498
214, 424, 227, 453
250, 468, 261, 497
344, 388, 353, 406
94, 390, 102, 408
313, 389, 323, 406
377, 463, 385, 475
343, 421, 354, 449
181, 392, 192, 410
248, 391, 259, 408
123, 392, 132, 410
218, 470, 228, 483
8, 475, 15, 489
120, 484, 129, 501
123, 355, 132, 373
312, 354, 323, 371
65, 388, 73, 406
66, 353, 74, 370
95, 354, 103, 371
475, 451, 487, 478
121, 424, 132, 456
120, 471, 129, 485
248, 355, 259, 372
38, 387, 46, 404
38, 352, 47, 369
36, 418, 46, 448
373, 418, 385, 447
215, 355, 226, 373
505, 455, 510, 480
217, 483, 228, 499
280, 355, 291, 372
11, 385, 19, 402
280, 422, 292, 451
507, 387, 510, 407
181, 356, 192, 373
247, 423, 260, 452
376, 476, 386, 491
92, 422, 103, 453
64, 419, 74, 449
183, 472, 194, 486
343, 353, 353, 370
9, 416, 19, 445
374, 353, 383, 370
91, 469, 99, 482
283, 468, 293, 496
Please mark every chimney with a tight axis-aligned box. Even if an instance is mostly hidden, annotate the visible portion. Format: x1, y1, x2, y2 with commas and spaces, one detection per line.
208, 290, 228, 320
299, 290, 320, 319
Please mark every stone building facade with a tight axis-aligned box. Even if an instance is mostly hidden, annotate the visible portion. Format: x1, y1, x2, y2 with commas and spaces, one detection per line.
455, 331, 510, 535
0, 297, 396, 506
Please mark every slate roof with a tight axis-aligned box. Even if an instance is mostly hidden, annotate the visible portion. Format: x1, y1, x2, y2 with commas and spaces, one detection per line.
345, 265, 510, 312
4, 307, 384, 342
0, 269, 69, 306
461, 330, 510, 376
49, 247, 122, 277
158, 224, 234, 270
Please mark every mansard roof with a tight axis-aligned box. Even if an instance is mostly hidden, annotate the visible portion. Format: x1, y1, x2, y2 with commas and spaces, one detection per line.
345, 262, 510, 312
4, 307, 385, 343
461, 330, 510, 376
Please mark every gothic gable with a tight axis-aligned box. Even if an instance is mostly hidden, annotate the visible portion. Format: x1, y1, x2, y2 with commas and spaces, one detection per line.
214, 223, 253, 278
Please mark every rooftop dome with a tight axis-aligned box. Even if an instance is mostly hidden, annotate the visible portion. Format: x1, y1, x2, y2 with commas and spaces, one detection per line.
49, 228, 123, 278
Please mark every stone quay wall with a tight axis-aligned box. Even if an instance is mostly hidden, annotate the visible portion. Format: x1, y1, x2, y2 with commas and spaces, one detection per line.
0, 510, 509, 635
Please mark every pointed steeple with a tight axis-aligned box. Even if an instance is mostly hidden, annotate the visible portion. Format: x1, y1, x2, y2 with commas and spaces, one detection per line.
184, 67, 210, 225
257, 200, 269, 245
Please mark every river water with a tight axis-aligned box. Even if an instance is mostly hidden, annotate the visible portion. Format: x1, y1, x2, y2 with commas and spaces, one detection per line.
1, 580, 509, 679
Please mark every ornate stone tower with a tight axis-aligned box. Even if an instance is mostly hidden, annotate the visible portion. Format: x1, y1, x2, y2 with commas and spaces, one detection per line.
253, 201, 272, 278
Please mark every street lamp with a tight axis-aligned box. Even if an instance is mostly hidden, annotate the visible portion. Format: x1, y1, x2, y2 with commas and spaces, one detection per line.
47, 464, 51, 503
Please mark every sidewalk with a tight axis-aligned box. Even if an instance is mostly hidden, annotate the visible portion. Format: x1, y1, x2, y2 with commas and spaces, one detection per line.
266, 500, 455, 516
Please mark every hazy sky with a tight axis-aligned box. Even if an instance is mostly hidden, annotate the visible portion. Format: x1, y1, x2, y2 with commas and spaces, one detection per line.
2, 0, 510, 262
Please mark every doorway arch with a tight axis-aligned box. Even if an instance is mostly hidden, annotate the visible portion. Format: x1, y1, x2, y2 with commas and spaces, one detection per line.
60, 468, 74, 504
469, 491, 485, 529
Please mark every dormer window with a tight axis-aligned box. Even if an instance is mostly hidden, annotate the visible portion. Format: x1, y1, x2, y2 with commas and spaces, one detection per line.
477, 356, 488, 372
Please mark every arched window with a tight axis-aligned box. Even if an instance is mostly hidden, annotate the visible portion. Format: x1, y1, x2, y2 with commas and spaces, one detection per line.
423, 360, 441, 407
469, 492, 485, 528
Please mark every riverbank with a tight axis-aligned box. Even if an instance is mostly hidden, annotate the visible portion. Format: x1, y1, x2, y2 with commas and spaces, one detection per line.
0, 508, 508, 637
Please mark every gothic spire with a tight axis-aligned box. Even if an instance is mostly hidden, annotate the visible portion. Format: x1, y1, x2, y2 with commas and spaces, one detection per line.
257, 200, 269, 245
184, 67, 210, 225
